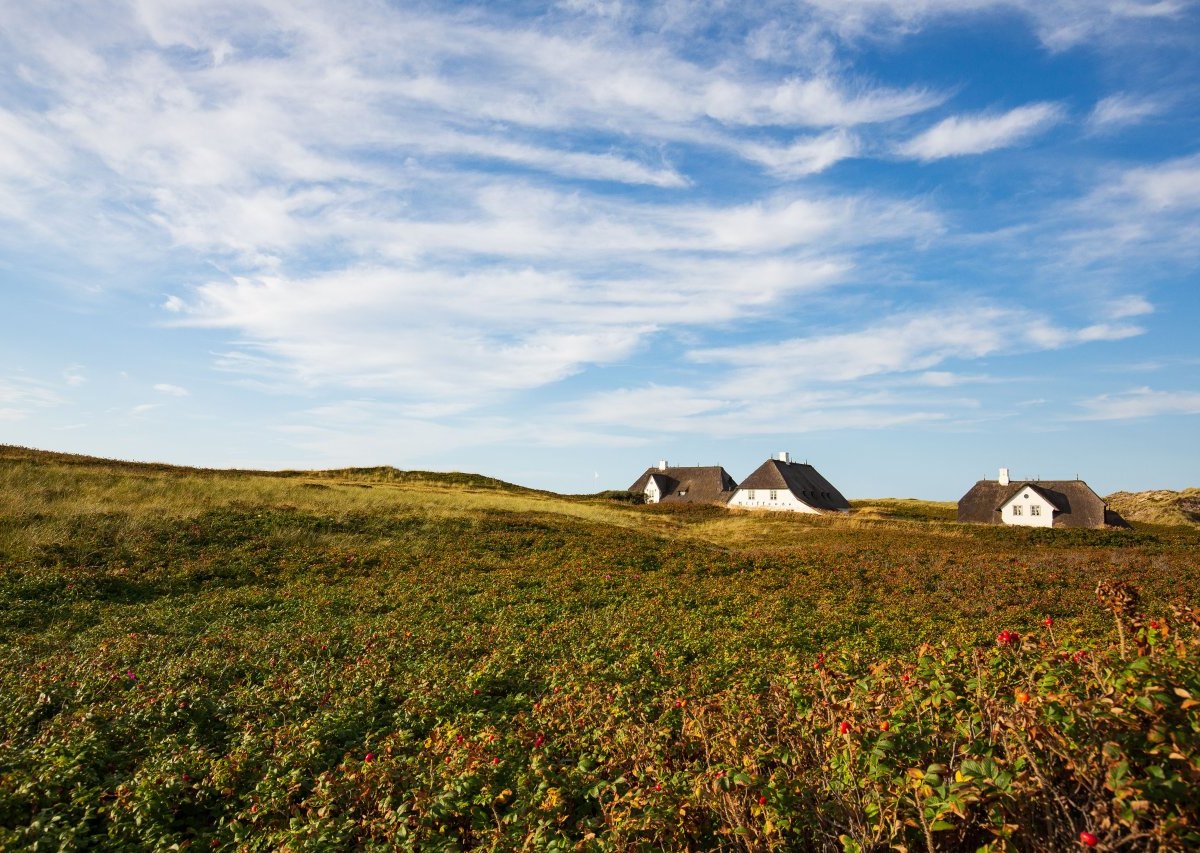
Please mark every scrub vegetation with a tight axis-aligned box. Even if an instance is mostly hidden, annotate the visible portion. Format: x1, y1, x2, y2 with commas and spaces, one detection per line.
1, 446, 1198, 851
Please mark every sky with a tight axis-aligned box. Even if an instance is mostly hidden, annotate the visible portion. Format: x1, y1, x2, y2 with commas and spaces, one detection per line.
2, 0, 1199, 499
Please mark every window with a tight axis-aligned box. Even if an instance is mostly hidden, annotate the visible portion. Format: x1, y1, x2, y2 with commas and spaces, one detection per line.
746, 490, 755, 500
1031, 505, 1041, 516
1013, 505, 1023, 516
769, 490, 777, 501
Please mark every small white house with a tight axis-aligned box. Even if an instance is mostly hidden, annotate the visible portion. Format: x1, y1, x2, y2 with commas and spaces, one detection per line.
998, 484, 1057, 528
957, 468, 1124, 529
628, 461, 738, 505
727, 452, 850, 514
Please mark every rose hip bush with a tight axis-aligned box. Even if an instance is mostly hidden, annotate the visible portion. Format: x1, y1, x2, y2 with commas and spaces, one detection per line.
1, 451, 1199, 850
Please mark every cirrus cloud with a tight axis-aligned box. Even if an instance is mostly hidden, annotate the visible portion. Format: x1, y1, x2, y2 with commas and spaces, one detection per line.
898, 103, 1064, 161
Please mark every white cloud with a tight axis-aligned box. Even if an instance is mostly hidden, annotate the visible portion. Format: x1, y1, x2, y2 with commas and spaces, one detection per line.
130, 403, 163, 415
689, 304, 1139, 385
153, 175, 940, 403
63, 365, 87, 387
739, 129, 859, 176
800, 0, 1186, 49
558, 303, 1144, 436
0, 377, 64, 420
1104, 295, 1154, 318
1076, 387, 1200, 420
153, 383, 190, 397
1087, 93, 1164, 131
1111, 155, 1200, 211
898, 103, 1063, 161
1057, 155, 1200, 267
567, 382, 948, 435
168, 250, 854, 399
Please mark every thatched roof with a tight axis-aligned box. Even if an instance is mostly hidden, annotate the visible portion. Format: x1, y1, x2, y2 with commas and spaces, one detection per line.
957, 479, 1122, 528
736, 459, 850, 511
628, 466, 738, 504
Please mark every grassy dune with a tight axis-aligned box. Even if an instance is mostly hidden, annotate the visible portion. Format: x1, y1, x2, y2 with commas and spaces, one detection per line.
1105, 488, 1200, 529
1, 448, 1199, 850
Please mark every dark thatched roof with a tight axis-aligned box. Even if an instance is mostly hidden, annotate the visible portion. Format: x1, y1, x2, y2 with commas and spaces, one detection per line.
736, 459, 850, 511
628, 466, 738, 505
957, 479, 1124, 528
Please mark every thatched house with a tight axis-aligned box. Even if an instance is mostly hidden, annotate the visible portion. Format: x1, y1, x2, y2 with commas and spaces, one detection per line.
628, 461, 738, 505
958, 468, 1127, 529
727, 452, 850, 514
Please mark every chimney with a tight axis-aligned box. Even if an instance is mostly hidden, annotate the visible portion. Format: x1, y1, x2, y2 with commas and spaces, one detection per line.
999, 467, 1010, 486
657, 460, 668, 471
777, 451, 790, 464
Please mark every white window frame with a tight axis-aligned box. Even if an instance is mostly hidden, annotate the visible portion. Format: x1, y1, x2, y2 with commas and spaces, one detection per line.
769, 489, 777, 501
1012, 505, 1023, 516
1030, 505, 1041, 516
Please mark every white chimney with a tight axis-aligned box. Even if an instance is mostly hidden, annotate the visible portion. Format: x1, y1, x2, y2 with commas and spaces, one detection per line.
778, 451, 790, 464
657, 459, 668, 471
999, 467, 1010, 486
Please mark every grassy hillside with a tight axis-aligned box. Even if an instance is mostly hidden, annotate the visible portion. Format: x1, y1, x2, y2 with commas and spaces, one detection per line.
1106, 487, 1200, 529
848, 498, 958, 523
2, 448, 1199, 850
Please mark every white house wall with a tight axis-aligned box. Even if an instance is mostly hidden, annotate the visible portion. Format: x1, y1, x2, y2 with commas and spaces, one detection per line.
728, 488, 820, 513
1000, 490, 1055, 528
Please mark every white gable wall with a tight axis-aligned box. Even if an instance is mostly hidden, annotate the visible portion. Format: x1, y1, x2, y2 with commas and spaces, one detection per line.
1000, 489, 1055, 528
644, 478, 660, 504
728, 487, 820, 513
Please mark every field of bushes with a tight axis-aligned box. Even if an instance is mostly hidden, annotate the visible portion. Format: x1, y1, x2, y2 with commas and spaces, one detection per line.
1, 446, 1199, 850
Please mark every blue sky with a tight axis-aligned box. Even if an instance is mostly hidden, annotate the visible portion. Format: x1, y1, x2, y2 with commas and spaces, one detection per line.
2, 0, 1199, 499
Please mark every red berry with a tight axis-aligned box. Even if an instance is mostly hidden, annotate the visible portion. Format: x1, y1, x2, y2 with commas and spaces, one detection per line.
839, 721, 851, 735
1079, 830, 1098, 847
1043, 617, 1054, 627
533, 735, 544, 748
364, 752, 375, 763
757, 794, 767, 805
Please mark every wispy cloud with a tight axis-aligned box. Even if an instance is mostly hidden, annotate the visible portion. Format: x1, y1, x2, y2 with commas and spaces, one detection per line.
689, 305, 1140, 385
739, 129, 860, 176
1055, 155, 1200, 268
1109, 155, 1200, 212
1087, 93, 1165, 131
62, 365, 87, 387
898, 103, 1063, 161
168, 254, 853, 399
802, 0, 1188, 49
153, 383, 190, 397
0, 377, 64, 421
560, 304, 1145, 436
1076, 387, 1200, 420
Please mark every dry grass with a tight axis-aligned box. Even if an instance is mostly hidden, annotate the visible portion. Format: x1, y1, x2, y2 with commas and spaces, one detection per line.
0, 449, 661, 554
1106, 488, 1200, 528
